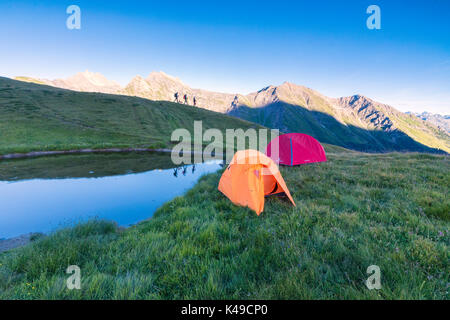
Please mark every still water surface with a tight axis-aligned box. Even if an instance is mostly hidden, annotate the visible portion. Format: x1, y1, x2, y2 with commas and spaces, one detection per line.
0, 152, 222, 238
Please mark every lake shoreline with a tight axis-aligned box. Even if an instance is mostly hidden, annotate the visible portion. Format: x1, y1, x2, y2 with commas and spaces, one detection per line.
0, 147, 174, 160
0, 153, 224, 252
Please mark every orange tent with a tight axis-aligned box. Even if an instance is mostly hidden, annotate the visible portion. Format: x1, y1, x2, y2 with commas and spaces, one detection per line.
218, 150, 296, 215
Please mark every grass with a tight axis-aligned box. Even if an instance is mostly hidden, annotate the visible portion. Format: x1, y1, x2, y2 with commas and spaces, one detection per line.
0, 77, 262, 155
0, 151, 448, 299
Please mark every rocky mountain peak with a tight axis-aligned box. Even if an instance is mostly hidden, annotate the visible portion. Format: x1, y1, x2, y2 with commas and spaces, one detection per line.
125, 75, 150, 91
51, 70, 122, 93
146, 71, 184, 84
336, 95, 395, 131
71, 70, 120, 86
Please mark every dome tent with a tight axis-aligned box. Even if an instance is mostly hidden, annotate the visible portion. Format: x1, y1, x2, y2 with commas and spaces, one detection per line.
266, 133, 327, 166
218, 149, 295, 215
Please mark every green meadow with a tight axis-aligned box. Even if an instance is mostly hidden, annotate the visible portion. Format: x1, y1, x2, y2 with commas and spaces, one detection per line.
1, 151, 448, 299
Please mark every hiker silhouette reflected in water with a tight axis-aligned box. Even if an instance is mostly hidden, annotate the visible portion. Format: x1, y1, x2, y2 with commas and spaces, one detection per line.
173, 165, 198, 178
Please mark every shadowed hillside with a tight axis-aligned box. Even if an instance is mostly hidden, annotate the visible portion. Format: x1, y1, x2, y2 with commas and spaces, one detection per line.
229, 83, 449, 153
229, 102, 446, 153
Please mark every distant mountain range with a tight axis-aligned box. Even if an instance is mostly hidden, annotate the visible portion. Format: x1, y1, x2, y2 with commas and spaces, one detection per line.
15, 71, 122, 94
406, 112, 450, 135
13, 71, 450, 153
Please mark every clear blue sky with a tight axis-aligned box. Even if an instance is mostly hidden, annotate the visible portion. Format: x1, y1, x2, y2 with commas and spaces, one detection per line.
1, 0, 449, 113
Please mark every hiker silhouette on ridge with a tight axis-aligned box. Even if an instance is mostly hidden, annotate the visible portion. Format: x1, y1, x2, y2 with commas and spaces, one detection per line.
193, 96, 197, 106
183, 94, 188, 104
174, 92, 179, 103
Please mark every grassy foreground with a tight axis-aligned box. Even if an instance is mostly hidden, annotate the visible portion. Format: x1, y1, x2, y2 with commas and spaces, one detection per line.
0, 152, 448, 299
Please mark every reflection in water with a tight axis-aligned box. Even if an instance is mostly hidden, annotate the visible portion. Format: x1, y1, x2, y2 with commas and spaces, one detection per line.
0, 153, 223, 239
172, 164, 197, 177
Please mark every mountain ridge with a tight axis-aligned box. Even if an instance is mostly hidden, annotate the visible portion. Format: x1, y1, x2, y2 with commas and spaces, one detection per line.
15, 71, 122, 94
11, 71, 449, 153
406, 111, 450, 134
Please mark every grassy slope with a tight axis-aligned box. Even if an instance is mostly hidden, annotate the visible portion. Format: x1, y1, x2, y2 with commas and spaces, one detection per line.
388, 110, 450, 152
13, 76, 48, 85
1, 152, 448, 299
0, 77, 261, 155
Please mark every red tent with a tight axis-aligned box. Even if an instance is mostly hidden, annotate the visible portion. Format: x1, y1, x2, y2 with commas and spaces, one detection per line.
266, 133, 327, 166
